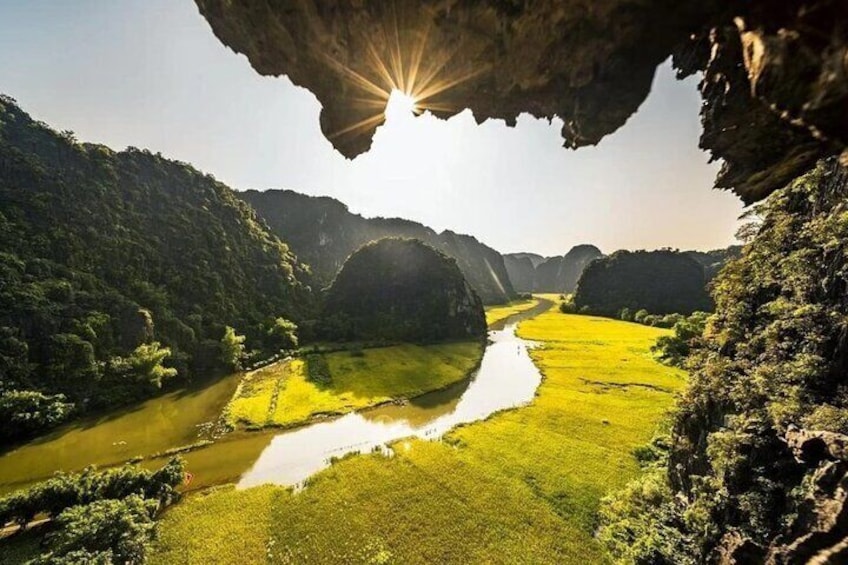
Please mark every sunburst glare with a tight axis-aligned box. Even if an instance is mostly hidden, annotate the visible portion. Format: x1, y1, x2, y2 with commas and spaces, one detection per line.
384, 90, 419, 121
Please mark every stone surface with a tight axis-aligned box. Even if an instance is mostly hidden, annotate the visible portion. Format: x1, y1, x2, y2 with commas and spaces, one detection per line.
196, 0, 848, 202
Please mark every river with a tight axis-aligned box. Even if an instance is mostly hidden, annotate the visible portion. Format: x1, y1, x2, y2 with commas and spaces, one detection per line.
0, 299, 551, 494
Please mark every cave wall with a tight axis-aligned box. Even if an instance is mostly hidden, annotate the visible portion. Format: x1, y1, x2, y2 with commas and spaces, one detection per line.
196, 0, 847, 203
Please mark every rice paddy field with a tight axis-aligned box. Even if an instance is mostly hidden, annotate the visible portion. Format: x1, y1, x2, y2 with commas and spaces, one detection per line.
484, 297, 541, 326
152, 301, 685, 564
225, 342, 484, 429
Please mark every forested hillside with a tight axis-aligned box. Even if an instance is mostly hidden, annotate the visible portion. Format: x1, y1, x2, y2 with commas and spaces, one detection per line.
684, 246, 742, 281
321, 238, 486, 343
0, 96, 309, 442
601, 159, 848, 563
574, 249, 712, 316
240, 189, 515, 304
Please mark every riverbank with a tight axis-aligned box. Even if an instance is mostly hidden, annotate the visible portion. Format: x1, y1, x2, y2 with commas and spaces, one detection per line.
224, 341, 484, 431
151, 297, 684, 563
0, 371, 242, 495
484, 296, 541, 326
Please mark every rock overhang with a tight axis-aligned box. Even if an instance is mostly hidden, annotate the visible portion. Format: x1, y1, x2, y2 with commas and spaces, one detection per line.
195, 0, 848, 204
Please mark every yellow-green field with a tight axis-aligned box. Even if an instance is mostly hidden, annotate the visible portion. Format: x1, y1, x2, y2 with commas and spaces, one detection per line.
225, 342, 484, 429
153, 304, 685, 564
484, 297, 540, 326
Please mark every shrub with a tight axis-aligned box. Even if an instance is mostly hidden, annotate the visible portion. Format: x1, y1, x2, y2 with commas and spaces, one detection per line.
651, 311, 709, 367
305, 354, 332, 386
220, 326, 246, 371
267, 317, 298, 352
559, 300, 577, 314
39, 495, 157, 564
0, 390, 73, 443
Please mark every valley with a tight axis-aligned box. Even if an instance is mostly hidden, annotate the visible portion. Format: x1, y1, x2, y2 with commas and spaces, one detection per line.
150, 297, 684, 563
5, 0, 842, 559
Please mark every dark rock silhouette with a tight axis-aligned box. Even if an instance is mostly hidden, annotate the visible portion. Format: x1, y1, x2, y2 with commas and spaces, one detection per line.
241, 189, 515, 304
196, 0, 848, 203
320, 238, 486, 343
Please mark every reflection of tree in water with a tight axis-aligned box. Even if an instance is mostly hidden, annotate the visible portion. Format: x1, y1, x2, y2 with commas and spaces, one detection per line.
362, 378, 471, 428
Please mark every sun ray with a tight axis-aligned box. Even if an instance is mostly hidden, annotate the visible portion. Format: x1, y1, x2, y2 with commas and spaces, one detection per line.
320, 52, 391, 101
390, 3, 406, 93
405, 24, 431, 96
415, 65, 491, 104
328, 112, 386, 139
406, 44, 460, 98
366, 39, 399, 92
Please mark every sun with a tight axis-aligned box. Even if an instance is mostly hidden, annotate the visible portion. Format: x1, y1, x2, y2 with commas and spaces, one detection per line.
384, 90, 419, 121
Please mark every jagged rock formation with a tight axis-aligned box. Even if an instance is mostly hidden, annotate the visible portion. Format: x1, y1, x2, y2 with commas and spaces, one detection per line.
240, 189, 515, 304
502, 254, 537, 294
505, 245, 603, 294
661, 160, 848, 564
320, 238, 486, 343
195, 0, 848, 203
712, 426, 848, 564
539, 245, 605, 294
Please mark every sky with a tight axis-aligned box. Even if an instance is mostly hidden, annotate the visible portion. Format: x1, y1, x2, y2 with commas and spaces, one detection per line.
0, 0, 744, 257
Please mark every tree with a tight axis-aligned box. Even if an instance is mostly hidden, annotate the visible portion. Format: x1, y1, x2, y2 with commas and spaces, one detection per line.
127, 342, 177, 388
0, 390, 73, 443
220, 326, 245, 370
41, 495, 157, 563
267, 317, 298, 352
651, 311, 709, 367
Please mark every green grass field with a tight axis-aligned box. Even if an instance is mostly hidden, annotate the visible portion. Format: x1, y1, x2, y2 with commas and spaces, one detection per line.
225, 342, 484, 429
484, 297, 540, 326
152, 302, 684, 564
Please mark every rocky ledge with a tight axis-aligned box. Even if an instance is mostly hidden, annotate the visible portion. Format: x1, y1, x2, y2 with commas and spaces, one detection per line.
195, 0, 847, 203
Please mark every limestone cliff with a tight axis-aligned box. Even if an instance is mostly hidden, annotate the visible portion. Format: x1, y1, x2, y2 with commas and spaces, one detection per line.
240, 189, 515, 304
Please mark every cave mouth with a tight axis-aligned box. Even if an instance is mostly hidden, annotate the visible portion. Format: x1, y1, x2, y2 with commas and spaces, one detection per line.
196, 0, 848, 205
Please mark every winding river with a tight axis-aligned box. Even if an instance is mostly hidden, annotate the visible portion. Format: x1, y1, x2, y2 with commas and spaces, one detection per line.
238, 299, 549, 488
0, 299, 550, 494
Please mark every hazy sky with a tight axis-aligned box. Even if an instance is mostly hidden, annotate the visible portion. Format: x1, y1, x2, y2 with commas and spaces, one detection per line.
0, 0, 744, 256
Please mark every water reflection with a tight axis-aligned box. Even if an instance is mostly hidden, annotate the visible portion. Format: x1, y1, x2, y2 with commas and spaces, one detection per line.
237, 320, 541, 489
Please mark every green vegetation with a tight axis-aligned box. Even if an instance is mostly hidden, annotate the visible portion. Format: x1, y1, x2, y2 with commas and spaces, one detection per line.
0, 371, 241, 495
484, 296, 540, 326
225, 341, 484, 429
0, 96, 308, 442
240, 189, 517, 304
574, 249, 713, 316
650, 311, 709, 367
0, 458, 184, 563
600, 159, 848, 562
152, 303, 683, 563
320, 238, 487, 343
